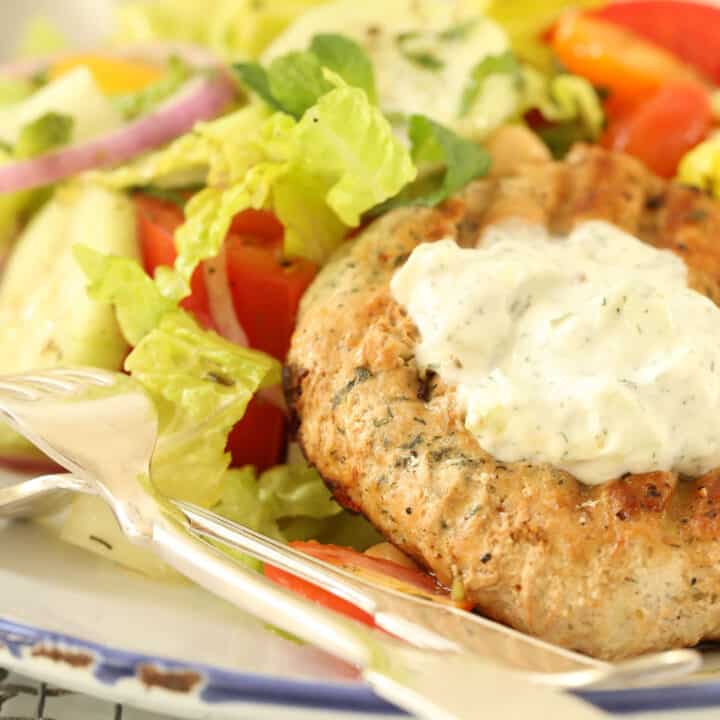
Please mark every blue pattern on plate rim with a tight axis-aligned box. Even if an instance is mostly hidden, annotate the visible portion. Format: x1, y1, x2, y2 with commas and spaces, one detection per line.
1, 616, 720, 715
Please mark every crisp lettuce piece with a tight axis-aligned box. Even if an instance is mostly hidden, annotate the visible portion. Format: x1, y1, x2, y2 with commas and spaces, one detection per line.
258, 463, 342, 521
126, 311, 280, 506
97, 83, 414, 271
454, 47, 603, 148
163, 159, 288, 296
75, 244, 281, 507
115, 0, 327, 60
520, 68, 604, 140
214, 462, 380, 561
236, 33, 377, 116
98, 103, 272, 191
678, 134, 720, 198
72, 247, 176, 345
290, 85, 416, 228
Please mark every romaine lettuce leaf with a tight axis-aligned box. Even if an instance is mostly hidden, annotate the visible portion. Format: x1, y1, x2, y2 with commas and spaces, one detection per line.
98, 103, 273, 191
115, 0, 327, 60
214, 461, 380, 565
291, 84, 415, 227
126, 311, 280, 506
75, 243, 280, 507
520, 68, 603, 140
72, 246, 176, 345
97, 81, 413, 272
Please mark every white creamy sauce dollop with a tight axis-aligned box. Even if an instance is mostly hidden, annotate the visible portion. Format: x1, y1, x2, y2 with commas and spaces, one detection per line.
391, 221, 720, 485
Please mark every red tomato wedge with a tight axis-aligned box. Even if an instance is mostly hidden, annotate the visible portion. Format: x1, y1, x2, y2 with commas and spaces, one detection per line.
264, 541, 468, 628
601, 81, 713, 178
225, 234, 317, 361
549, 12, 701, 107
226, 396, 286, 472
133, 195, 317, 471
592, 1, 720, 84
134, 195, 213, 329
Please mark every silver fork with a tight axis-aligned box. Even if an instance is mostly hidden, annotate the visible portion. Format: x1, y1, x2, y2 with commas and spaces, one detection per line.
0, 369, 699, 719
0, 470, 703, 690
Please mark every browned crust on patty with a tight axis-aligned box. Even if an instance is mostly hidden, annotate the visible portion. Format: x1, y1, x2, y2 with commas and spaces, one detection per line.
287, 145, 720, 660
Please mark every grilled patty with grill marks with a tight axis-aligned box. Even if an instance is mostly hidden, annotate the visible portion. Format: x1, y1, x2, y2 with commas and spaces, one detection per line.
286, 145, 720, 660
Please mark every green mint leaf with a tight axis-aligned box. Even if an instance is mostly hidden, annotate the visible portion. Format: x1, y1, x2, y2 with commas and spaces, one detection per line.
310, 33, 377, 103
267, 51, 334, 119
408, 114, 490, 205
368, 115, 490, 216
233, 62, 284, 111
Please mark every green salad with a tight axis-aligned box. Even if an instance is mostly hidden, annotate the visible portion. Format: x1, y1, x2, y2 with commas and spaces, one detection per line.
0, 0, 604, 576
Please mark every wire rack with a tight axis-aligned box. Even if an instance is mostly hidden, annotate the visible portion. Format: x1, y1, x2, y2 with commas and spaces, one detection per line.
0, 668, 123, 720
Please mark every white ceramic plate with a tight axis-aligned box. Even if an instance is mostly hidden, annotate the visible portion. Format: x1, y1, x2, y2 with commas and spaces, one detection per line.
3, 511, 720, 719
4, 1, 720, 718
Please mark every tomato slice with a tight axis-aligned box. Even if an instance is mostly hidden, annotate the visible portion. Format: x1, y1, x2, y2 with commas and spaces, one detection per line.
226, 396, 286, 471
549, 12, 701, 107
264, 541, 468, 628
225, 232, 317, 361
601, 81, 713, 178
592, 1, 720, 84
133, 197, 311, 471
134, 195, 214, 329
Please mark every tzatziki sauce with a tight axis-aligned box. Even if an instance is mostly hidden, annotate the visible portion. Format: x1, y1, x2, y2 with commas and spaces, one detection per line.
390, 220, 720, 485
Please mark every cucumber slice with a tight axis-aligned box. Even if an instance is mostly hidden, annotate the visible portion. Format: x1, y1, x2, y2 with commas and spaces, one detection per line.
61, 495, 180, 580
0, 183, 140, 458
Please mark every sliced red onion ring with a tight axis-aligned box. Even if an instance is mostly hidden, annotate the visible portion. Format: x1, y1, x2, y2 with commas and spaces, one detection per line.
0, 71, 235, 193
202, 246, 249, 347
258, 384, 288, 413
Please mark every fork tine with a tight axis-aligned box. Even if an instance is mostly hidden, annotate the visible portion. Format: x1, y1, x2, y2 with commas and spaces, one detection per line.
8, 374, 76, 393
41, 368, 115, 386
0, 381, 37, 400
